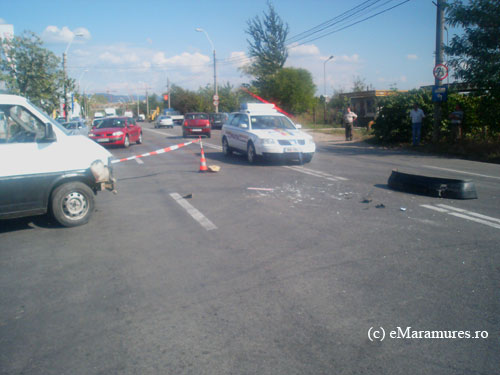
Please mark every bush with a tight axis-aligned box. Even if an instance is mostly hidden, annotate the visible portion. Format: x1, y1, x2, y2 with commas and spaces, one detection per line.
372, 90, 432, 143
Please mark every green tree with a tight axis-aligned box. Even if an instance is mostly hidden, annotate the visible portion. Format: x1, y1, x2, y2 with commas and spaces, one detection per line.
445, 0, 500, 92
244, 2, 289, 87
0, 31, 68, 113
263, 67, 316, 114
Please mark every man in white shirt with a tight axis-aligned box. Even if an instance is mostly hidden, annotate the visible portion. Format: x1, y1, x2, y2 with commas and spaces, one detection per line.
410, 104, 425, 146
343, 107, 357, 141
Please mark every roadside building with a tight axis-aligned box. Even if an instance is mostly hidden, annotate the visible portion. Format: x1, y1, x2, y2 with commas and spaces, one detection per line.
339, 90, 406, 127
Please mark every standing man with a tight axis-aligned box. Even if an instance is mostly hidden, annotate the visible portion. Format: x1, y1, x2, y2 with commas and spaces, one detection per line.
410, 103, 425, 146
449, 104, 464, 141
344, 107, 357, 141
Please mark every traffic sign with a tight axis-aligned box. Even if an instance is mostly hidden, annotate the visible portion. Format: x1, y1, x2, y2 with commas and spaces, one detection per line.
213, 95, 219, 101
433, 64, 448, 81
213, 100, 219, 106
432, 85, 448, 102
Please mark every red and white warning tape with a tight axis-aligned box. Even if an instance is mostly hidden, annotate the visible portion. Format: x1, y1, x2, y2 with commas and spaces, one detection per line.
111, 138, 200, 164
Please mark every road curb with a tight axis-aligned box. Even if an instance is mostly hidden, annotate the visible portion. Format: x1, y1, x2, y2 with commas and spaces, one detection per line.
388, 170, 478, 199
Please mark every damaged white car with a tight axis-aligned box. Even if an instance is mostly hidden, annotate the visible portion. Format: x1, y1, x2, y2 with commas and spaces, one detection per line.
0, 94, 116, 227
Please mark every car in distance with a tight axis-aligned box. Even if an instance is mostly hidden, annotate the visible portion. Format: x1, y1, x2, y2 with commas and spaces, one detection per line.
183, 112, 211, 138
88, 117, 142, 147
208, 112, 229, 130
155, 115, 174, 128
221, 103, 316, 164
62, 120, 89, 136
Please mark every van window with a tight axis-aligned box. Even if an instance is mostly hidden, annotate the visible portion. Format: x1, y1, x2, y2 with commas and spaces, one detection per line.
0, 105, 45, 143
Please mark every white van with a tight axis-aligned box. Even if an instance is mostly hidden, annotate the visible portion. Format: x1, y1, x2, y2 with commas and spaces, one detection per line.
0, 94, 116, 227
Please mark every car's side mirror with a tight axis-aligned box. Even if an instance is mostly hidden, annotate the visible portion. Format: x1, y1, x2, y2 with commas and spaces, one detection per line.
295, 124, 302, 129
38, 123, 56, 143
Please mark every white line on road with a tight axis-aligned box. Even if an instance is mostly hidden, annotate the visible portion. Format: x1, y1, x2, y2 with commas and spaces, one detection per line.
135, 158, 144, 164
142, 128, 223, 150
422, 165, 500, 180
421, 204, 500, 230
170, 192, 217, 231
436, 204, 500, 224
284, 166, 348, 182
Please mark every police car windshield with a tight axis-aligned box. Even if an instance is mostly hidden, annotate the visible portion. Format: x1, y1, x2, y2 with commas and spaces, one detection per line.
250, 115, 296, 130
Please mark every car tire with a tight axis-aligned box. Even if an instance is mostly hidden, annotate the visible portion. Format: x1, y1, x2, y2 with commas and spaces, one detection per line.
123, 135, 130, 148
50, 182, 94, 227
207, 133, 211, 138
302, 153, 313, 163
247, 142, 257, 164
222, 136, 232, 156
182, 130, 187, 138
136, 132, 143, 144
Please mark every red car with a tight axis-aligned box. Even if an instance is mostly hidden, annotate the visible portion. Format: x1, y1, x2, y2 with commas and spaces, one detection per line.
183, 113, 211, 138
89, 117, 142, 147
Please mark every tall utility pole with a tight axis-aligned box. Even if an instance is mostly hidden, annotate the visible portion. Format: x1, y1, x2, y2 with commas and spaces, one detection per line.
323, 55, 334, 124
433, 0, 445, 142
63, 52, 68, 121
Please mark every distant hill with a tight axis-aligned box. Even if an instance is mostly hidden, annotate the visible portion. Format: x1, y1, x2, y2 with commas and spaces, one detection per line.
93, 93, 146, 103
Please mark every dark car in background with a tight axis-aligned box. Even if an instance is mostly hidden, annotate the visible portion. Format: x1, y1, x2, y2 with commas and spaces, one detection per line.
183, 112, 211, 138
208, 112, 229, 130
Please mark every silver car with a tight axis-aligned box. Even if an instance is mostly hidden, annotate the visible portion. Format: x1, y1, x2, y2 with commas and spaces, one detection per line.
155, 115, 174, 128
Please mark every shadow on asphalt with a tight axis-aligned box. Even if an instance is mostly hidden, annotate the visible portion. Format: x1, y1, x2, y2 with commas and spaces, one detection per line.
203, 149, 306, 167
317, 140, 435, 159
0, 215, 61, 233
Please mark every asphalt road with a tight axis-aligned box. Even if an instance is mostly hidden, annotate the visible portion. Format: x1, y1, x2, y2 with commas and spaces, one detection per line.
1, 122, 499, 374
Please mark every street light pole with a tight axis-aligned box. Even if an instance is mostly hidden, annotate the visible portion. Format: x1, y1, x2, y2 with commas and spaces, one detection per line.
196, 28, 218, 113
63, 32, 84, 121
323, 55, 334, 124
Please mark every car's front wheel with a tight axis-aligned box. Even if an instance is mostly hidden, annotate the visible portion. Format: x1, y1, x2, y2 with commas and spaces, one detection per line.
222, 136, 232, 156
136, 132, 143, 144
302, 153, 313, 163
50, 182, 95, 227
123, 135, 130, 148
247, 142, 257, 164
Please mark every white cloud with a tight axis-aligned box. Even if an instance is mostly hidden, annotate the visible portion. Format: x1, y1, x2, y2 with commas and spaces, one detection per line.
338, 54, 360, 63
146, 38, 153, 45
42, 26, 91, 43
407, 54, 418, 60
228, 51, 251, 68
288, 43, 320, 57
0, 18, 6, 24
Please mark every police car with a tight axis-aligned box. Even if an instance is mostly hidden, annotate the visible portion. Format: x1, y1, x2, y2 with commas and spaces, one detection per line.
221, 103, 315, 164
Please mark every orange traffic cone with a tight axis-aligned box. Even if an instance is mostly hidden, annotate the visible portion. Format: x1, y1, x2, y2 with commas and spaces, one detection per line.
199, 139, 208, 172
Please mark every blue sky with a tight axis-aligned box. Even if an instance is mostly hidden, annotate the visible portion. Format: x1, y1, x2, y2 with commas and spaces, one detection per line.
1, 0, 449, 97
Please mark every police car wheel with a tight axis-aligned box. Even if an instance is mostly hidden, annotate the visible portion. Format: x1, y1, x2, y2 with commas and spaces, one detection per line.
302, 154, 313, 163
247, 142, 257, 164
51, 182, 94, 227
222, 137, 232, 156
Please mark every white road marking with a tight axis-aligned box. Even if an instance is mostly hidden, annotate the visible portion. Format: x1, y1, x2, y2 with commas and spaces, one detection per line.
143, 128, 223, 150
170, 193, 217, 231
135, 158, 144, 164
422, 165, 500, 180
421, 204, 500, 230
436, 204, 500, 224
284, 166, 348, 182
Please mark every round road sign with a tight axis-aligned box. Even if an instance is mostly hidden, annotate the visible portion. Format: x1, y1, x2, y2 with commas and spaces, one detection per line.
433, 64, 448, 81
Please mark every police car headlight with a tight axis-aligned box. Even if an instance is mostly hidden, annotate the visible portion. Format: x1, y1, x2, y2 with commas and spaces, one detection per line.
112, 131, 124, 136
261, 138, 275, 145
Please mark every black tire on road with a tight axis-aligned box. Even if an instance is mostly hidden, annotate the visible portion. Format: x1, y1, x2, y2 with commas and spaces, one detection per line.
247, 142, 257, 164
50, 182, 95, 227
302, 153, 313, 163
222, 137, 232, 156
